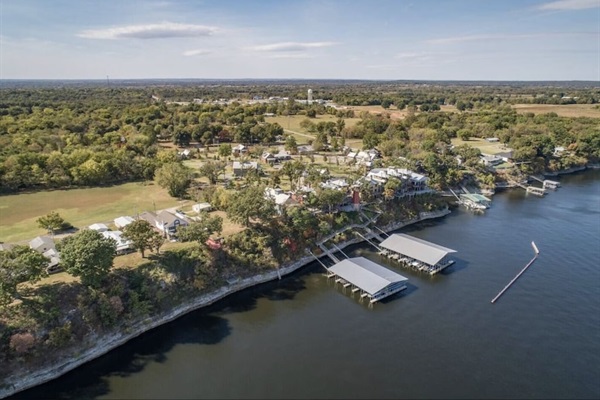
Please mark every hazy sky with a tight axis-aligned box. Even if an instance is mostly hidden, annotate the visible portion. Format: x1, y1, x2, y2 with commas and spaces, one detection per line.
1, 0, 598, 80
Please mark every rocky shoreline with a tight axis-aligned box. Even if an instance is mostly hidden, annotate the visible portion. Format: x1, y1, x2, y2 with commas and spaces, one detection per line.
0, 208, 451, 399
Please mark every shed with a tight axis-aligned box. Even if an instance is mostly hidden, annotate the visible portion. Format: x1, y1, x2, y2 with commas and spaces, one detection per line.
192, 203, 212, 213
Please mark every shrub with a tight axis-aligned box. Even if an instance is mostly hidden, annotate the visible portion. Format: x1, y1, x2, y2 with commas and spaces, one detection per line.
9, 332, 35, 354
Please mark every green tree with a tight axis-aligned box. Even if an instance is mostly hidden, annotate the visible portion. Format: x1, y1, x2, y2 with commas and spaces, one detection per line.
281, 160, 305, 190
122, 220, 160, 258
284, 135, 298, 154
0, 245, 48, 306
177, 213, 223, 245
316, 188, 346, 216
383, 177, 401, 200
336, 118, 346, 136
218, 144, 232, 159
226, 185, 276, 227
36, 211, 69, 235
60, 229, 115, 288
198, 161, 226, 185
155, 162, 193, 198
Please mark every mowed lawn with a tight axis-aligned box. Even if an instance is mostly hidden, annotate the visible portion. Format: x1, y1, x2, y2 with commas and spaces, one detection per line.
0, 182, 186, 243
450, 137, 511, 155
268, 115, 361, 135
512, 104, 600, 118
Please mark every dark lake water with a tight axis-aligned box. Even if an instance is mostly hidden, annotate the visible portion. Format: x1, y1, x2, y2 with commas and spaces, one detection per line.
12, 170, 600, 400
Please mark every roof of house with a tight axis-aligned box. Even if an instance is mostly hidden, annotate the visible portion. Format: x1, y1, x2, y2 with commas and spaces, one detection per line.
328, 257, 408, 296
89, 223, 109, 232
101, 230, 133, 251
114, 216, 135, 227
156, 210, 190, 226
138, 211, 159, 226
29, 236, 56, 252
232, 161, 259, 169
193, 202, 212, 211
379, 234, 456, 266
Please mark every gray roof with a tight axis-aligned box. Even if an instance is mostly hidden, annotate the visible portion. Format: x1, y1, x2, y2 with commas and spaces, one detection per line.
328, 257, 408, 296
29, 236, 56, 253
380, 233, 456, 266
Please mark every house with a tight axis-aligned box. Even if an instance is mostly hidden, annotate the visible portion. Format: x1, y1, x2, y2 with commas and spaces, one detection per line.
89, 223, 109, 232
114, 216, 135, 229
138, 211, 159, 229
363, 167, 430, 198
320, 178, 349, 191
553, 146, 566, 157
485, 137, 500, 142
233, 161, 260, 177
101, 230, 133, 255
155, 210, 190, 237
262, 152, 277, 164
264, 188, 298, 213
192, 203, 212, 213
495, 151, 514, 162
297, 145, 314, 154
480, 154, 504, 167
29, 236, 56, 253
275, 150, 291, 161
29, 236, 61, 273
178, 149, 191, 159
43, 248, 61, 273
232, 144, 248, 155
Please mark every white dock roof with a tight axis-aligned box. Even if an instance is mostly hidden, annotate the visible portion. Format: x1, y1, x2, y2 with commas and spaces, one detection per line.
379, 233, 456, 266
328, 257, 408, 296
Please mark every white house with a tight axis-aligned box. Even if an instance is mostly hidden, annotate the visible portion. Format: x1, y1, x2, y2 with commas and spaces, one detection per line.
480, 154, 504, 167
232, 144, 247, 155
89, 223, 109, 232
114, 216, 135, 229
192, 203, 212, 213
101, 230, 133, 254
264, 188, 298, 213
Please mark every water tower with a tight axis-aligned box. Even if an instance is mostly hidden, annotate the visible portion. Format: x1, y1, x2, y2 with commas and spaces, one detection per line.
307, 88, 313, 104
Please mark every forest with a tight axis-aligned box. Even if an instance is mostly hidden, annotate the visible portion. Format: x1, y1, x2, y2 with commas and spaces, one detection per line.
0, 80, 598, 193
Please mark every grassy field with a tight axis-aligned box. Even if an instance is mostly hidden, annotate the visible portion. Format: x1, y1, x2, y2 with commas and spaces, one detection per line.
0, 182, 189, 243
450, 137, 511, 155
267, 114, 361, 134
512, 104, 600, 118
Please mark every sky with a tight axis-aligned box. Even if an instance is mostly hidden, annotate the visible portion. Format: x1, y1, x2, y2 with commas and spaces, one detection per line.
0, 0, 599, 81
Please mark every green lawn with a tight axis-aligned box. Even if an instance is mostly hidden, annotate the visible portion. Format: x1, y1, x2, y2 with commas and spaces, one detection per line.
267, 114, 360, 134
451, 137, 511, 155
0, 182, 188, 243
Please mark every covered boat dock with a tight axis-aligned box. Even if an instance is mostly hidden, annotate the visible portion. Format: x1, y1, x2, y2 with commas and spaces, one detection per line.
379, 233, 457, 275
459, 193, 491, 210
327, 257, 408, 304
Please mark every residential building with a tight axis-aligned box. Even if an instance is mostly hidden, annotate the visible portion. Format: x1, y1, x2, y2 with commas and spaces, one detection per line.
114, 216, 135, 229
233, 161, 260, 177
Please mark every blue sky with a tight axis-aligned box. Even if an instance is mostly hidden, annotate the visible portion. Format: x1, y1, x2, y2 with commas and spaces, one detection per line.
1, 0, 598, 80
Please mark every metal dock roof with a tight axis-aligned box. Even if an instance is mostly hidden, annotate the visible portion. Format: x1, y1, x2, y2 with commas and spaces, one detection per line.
328, 257, 408, 296
379, 233, 457, 266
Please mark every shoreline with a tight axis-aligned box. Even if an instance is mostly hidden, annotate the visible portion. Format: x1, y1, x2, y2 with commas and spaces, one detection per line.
0, 209, 450, 399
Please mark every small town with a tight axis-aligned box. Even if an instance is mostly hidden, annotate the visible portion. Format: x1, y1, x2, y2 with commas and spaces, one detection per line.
1, 1, 599, 399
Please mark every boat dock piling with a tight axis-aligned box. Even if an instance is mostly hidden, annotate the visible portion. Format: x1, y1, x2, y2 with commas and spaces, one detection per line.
491, 241, 540, 304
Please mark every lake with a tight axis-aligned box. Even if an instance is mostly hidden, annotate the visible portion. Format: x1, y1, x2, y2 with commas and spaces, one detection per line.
12, 170, 600, 399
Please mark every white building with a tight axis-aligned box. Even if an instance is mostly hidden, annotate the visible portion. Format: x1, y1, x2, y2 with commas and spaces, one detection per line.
114, 216, 135, 229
